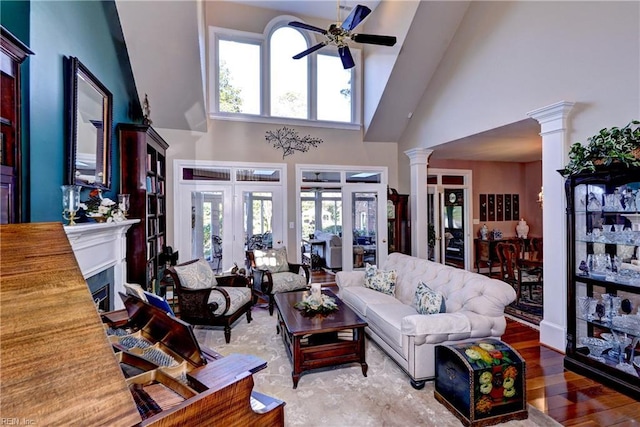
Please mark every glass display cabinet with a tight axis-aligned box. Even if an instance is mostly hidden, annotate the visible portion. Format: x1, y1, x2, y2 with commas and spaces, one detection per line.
564, 165, 640, 398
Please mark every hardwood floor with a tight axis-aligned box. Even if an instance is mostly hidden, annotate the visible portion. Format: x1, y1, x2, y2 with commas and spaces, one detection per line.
311, 270, 640, 426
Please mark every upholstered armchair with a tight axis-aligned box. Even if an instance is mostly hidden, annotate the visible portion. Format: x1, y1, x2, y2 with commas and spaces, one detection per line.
167, 258, 254, 343
246, 247, 310, 315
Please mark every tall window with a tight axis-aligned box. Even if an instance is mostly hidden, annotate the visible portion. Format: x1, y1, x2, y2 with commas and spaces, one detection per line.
270, 27, 308, 118
218, 39, 260, 114
210, 19, 360, 126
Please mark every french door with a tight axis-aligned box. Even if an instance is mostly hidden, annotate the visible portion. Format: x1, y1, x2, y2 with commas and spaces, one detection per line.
174, 161, 286, 272
427, 169, 472, 270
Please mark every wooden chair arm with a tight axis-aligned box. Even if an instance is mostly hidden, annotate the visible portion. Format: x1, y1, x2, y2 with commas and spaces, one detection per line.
288, 263, 311, 284
252, 268, 274, 295
215, 275, 250, 288
209, 287, 231, 317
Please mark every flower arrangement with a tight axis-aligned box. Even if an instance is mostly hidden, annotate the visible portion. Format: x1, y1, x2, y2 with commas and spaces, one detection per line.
294, 293, 338, 315
80, 189, 125, 223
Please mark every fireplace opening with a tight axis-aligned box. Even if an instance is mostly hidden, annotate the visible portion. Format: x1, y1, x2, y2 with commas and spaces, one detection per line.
86, 267, 114, 312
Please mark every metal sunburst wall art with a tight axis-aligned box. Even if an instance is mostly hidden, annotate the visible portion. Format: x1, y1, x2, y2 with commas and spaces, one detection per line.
265, 127, 323, 159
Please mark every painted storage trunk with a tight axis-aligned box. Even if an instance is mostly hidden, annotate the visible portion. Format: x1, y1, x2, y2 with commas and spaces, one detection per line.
434, 339, 527, 427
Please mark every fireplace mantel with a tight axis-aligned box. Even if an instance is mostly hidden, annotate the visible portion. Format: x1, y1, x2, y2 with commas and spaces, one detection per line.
64, 219, 139, 310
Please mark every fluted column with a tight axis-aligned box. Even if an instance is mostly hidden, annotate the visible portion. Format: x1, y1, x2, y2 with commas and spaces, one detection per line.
404, 148, 433, 258
527, 100, 575, 352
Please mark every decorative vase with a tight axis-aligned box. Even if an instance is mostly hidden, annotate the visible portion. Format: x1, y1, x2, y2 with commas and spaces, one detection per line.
516, 218, 529, 238
480, 224, 489, 240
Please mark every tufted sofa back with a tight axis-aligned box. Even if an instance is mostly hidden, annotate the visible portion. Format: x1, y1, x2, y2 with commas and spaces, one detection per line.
382, 253, 515, 319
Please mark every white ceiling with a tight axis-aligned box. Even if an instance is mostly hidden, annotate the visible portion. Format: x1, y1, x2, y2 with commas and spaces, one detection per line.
117, 0, 541, 163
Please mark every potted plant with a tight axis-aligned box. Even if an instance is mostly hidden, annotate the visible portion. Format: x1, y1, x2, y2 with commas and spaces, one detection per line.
561, 120, 640, 177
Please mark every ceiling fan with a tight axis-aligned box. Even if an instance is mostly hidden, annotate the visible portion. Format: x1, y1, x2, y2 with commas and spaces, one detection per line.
288, 4, 396, 69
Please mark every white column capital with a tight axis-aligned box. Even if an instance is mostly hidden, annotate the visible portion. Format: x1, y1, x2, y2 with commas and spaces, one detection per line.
527, 101, 575, 135
404, 148, 433, 166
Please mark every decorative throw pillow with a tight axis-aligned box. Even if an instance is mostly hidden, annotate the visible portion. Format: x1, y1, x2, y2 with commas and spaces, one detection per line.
174, 258, 217, 290
364, 263, 397, 296
254, 247, 290, 273
414, 281, 446, 315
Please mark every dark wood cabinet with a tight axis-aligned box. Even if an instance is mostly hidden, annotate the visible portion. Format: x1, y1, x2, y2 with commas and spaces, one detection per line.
564, 165, 640, 399
118, 123, 169, 291
387, 188, 410, 255
1, 27, 32, 223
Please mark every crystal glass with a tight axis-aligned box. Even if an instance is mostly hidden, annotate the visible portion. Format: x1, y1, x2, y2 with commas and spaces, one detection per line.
118, 194, 130, 217
61, 185, 82, 225
578, 296, 594, 320
580, 337, 612, 360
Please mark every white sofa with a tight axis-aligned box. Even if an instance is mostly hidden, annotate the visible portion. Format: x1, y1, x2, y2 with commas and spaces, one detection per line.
314, 231, 342, 269
335, 252, 516, 389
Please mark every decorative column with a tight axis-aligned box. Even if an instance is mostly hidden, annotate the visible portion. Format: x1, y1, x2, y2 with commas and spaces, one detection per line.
527, 100, 575, 352
404, 148, 433, 258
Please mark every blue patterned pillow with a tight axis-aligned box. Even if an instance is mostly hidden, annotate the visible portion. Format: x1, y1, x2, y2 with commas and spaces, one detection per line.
414, 281, 446, 315
364, 263, 397, 296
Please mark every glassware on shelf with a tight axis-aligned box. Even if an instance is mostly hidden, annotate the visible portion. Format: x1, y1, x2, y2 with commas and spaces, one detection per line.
578, 296, 595, 320
580, 337, 612, 362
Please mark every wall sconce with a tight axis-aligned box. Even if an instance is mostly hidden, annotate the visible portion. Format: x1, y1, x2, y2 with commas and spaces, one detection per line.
537, 186, 543, 208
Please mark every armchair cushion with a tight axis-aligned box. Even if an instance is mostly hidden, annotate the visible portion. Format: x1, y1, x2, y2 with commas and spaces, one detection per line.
414, 282, 446, 315
253, 247, 290, 273
208, 286, 252, 316
271, 272, 308, 293
364, 263, 397, 296
173, 258, 217, 290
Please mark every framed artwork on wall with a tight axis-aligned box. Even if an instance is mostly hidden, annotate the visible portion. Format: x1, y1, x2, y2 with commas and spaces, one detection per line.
513, 194, 520, 219
504, 194, 512, 221
496, 194, 504, 221
488, 194, 495, 221
480, 194, 487, 222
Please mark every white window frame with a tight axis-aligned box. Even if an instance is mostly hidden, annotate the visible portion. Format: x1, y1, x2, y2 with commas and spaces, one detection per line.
208, 16, 362, 130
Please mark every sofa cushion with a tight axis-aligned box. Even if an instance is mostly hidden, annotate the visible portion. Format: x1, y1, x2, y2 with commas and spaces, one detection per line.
208, 286, 252, 315
253, 247, 290, 273
401, 312, 471, 337
414, 281, 446, 315
364, 263, 397, 296
271, 272, 308, 293
366, 303, 418, 348
174, 259, 218, 290
340, 285, 401, 317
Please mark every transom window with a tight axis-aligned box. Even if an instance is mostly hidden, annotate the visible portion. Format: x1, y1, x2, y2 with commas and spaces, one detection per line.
210, 17, 361, 127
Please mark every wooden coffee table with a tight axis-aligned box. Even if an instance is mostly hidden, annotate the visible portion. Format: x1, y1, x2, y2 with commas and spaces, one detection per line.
274, 289, 368, 388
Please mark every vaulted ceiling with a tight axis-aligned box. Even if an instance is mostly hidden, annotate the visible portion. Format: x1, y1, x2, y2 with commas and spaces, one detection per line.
116, 0, 541, 162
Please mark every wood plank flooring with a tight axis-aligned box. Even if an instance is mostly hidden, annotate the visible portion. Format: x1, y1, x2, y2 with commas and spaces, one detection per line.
311, 270, 640, 426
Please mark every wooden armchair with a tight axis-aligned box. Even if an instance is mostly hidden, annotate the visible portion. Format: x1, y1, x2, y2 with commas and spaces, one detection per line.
246, 247, 310, 315
167, 258, 254, 343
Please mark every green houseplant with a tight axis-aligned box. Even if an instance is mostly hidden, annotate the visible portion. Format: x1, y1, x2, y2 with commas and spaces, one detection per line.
561, 120, 640, 177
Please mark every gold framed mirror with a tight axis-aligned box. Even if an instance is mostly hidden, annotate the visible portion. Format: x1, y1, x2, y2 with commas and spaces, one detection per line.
65, 56, 112, 190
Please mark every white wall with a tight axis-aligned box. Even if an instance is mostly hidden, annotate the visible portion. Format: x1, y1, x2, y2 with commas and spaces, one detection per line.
158, 122, 398, 257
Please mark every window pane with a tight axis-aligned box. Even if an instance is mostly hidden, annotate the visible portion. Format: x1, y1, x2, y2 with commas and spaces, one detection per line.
219, 39, 260, 114
270, 27, 308, 118
346, 171, 381, 183
183, 167, 231, 181
317, 54, 352, 122
301, 171, 341, 183
236, 169, 281, 182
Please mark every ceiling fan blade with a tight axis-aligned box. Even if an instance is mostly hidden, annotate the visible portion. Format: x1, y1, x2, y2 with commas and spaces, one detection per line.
288, 21, 327, 35
351, 33, 397, 46
341, 4, 371, 31
339, 46, 355, 69
293, 42, 327, 59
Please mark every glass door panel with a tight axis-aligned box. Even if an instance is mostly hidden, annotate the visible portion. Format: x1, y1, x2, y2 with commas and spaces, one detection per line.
443, 189, 465, 269
236, 186, 284, 263
191, 191, 225, 273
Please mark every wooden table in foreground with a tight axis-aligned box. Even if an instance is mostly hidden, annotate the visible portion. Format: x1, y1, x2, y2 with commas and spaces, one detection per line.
274, 289, 368, 388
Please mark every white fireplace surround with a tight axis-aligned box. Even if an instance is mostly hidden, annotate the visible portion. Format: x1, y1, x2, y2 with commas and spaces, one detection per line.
64, 219, 139, 310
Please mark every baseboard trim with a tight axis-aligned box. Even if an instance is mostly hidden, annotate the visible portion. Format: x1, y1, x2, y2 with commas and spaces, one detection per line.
539, 319, 566, 352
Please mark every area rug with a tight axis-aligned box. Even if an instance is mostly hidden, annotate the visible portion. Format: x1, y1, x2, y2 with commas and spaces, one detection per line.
505, 286, 543, 325
193, 308, 559, 427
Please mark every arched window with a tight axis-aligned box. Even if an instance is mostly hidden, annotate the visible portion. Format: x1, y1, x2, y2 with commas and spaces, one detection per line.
210, 16, 361, 127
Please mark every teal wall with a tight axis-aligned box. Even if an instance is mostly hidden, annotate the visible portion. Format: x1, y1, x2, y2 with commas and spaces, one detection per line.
28, 0, 140, 222
1, 1, 30, 43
